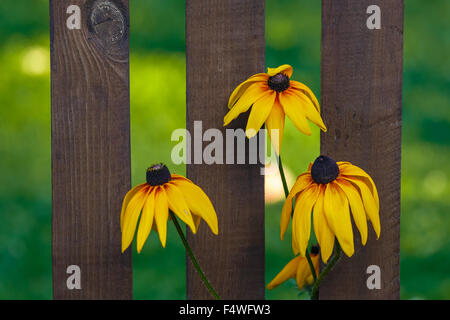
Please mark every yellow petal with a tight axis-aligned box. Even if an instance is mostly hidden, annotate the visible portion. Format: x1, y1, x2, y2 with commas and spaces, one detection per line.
154, 187, 169, 248
312, 188, 323, 245
120, 183, 147, 230
303, 254, 320, 286
292, 215, 299, 255
336, 178, 368, 245
121, 186, 150, 252
338, 163, 379, 210
324, 183, 354, 257
170, 179, 219, 235
266, 256, 300, 290
280, 173, 313, 240
224, 82, 269, 126
170, 173, 191, 181
267, 64, 293, 78
293, 185, 320, 256
228, 73, 269, 108
295, 257, 311, 290
164, 184, 197, 234
289, 88, 327, 132
136, 189, 156, 253
289, 80, 321, 113
313, 186, 335, 263
265, 97, 285, 154
344, 176, 381, 239
279, 91, 312, 136
245, 91, 276, 138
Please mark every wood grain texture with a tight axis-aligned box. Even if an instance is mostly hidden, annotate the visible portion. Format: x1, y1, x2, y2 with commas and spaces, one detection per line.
186, 0, 265, 299
50, 0, 132, 299
320, 0, 403, 299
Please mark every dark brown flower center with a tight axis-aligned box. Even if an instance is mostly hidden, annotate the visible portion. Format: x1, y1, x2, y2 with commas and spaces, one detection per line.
268, 73, 290, 92
146, 163, 171, 186
311, 155, 339, 184
310, 245, 320, 255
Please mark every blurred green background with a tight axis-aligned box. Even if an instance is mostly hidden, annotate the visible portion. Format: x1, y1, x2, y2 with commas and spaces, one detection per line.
0, 0, 449, 299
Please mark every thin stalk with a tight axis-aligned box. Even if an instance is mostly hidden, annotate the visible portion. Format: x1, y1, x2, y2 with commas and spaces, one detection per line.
278, 155, 290, 198
170, 211, 221, 300
310, 241, 342, 300
277, 154, 317, 282
305, 249, 317, 282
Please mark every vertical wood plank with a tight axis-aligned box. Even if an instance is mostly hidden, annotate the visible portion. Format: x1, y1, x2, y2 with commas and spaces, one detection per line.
186, 0, 266, 299
320, 0, 403, 299
50, 0, 132, 299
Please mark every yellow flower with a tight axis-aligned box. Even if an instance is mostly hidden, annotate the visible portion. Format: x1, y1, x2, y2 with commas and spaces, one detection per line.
267, 247, 320, 291
223, 64, 327, 153
281, 156, 380, 263
120, 164, 219, 253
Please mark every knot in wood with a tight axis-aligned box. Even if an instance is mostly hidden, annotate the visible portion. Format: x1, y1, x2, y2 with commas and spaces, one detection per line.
88, 0, 127, 49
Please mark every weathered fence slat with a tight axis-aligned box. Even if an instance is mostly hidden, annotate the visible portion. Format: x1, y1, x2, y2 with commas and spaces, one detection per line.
50, 0, 132, 299
320, 0, 403, 299
185, 0, 266, 299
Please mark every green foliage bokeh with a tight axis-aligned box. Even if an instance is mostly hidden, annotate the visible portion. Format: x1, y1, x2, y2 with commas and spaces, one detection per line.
0, 0, 448, 299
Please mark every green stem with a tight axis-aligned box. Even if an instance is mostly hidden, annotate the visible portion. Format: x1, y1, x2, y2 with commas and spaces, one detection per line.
310, 241, 342, 300
170, 211, 221, 300
305, 249, 317, 282
278, 155, 290, 198
277, 154, 317, 283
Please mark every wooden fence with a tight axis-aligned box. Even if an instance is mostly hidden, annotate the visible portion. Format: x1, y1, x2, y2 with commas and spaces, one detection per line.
50, 0, 403, 299
320, 0, 402, 299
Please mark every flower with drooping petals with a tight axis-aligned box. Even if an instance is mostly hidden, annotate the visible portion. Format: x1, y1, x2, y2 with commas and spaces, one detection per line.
120, 164, 219, 253
281, 156, 380, 263
224, 64, 326, 153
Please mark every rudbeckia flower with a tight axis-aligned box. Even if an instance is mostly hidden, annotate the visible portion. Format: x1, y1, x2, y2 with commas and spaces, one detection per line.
120, 164, 219, 253
281, 156, 380, 263
267, 246, 320, 290
223, 64, 327, 153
